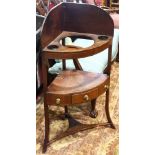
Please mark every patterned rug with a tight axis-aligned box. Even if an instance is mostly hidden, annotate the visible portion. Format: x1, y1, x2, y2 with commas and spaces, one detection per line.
36, 62, 119, 155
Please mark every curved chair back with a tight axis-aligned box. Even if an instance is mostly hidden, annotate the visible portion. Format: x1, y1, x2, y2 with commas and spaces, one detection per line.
41, 2, 114, 48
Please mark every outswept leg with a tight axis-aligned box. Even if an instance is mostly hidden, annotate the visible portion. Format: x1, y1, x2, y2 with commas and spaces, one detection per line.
105, 89, 115, 129
42, 98, 50, 153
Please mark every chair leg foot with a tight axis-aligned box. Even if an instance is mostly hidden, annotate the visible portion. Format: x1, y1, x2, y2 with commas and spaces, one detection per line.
42, 139, 48, 153
110, 123, 116, 129
89, 110, 98, 118
89, 99, 98, 118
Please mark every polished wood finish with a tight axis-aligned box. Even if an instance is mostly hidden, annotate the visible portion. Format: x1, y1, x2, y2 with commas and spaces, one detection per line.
89, 99, 98, 118
73, 59, 83, 70
43, 31, 113, 59
41, 3, 115, 153
42, 95, 50, 153
47, 70, 109, 95
105, 88, 115, 129
45, 70, 109, 105
62, 59, 66, 70
41, 3, 114, 49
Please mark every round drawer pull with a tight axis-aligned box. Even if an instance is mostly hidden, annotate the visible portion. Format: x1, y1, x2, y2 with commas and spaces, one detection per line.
104, 85, 109, 89
84, 95, 89, 101
56, 98, 61, 105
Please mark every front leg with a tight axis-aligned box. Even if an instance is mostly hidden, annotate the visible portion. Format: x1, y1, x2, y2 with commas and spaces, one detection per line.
89, 99, 98, 118
42, 98, 50, 153
105, 89, 115, 129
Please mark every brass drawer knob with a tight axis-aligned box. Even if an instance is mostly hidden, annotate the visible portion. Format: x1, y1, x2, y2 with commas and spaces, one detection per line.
104, 85, 109, 89
84, 95, 89, 101
56, 98, 61, 105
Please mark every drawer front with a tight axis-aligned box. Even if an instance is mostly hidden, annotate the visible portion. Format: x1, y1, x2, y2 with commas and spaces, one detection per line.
72, 88, 98, 104
98, 79, 110, 96
45, 93, 71, 106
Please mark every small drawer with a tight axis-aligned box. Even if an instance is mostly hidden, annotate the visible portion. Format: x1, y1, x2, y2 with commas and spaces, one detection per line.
72, 88, 98, 104
45, 93, 71, 106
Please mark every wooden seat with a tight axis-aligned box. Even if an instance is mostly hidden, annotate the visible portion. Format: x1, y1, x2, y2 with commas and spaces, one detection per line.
46, 70, 109, 105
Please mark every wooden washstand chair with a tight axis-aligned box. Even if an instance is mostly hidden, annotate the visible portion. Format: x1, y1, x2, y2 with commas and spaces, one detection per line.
48, 0, 119, 111
41, 2, 115, 153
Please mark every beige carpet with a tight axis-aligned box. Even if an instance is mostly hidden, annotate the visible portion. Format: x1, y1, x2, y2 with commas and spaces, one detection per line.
36, 62, 119, 155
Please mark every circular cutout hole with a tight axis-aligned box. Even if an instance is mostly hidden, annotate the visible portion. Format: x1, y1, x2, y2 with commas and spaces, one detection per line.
98, 35, 108, 40
60, 36, 94, 48
47, 45, 59, 50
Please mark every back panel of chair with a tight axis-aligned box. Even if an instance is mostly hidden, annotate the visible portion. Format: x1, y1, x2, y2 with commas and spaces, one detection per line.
41, 2, 114, 48
62, 3, 114, 36
41, 4, 64, 48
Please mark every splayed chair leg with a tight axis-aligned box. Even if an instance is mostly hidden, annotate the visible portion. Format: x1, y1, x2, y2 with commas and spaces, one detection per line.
89, 99, 98, 118
105, 89, 115, 129
42, 99, 50, 153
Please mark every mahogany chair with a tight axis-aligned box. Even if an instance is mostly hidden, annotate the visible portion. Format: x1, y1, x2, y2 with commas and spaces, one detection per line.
48, 0, 119, 109
40, 2, 115, 152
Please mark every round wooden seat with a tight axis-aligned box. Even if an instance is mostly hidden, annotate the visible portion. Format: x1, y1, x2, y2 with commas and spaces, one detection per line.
46, 70, 109, 105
